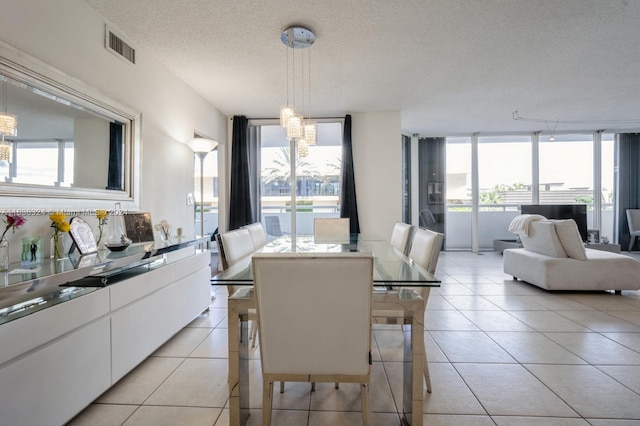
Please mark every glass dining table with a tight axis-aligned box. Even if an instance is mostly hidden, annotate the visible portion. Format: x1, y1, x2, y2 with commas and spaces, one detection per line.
212, 233, 440, 426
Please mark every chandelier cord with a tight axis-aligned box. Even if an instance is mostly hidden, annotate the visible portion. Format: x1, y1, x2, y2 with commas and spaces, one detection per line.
301, 48, 305, 121
2, 77, 6, 114
285, 42, 290, 107
307, 46, 311, 120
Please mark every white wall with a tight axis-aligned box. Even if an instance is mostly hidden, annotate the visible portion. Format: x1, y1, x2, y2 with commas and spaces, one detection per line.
351, 112, 402, 239
74, 117, 109, 189
0, 0, 226, 260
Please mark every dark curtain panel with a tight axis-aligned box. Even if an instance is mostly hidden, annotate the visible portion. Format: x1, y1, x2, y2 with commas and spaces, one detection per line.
616, 133, 640, 249
229, 115, 257, 230
339, 114, 360, 233
106, 122, 123, 190
418, 137, 446, 235
402, 135, 411, 223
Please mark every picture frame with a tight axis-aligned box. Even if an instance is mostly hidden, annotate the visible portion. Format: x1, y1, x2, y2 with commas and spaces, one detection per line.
69, 217, 98, 255
21, 236, 42, 267
587, 229, 600, 244
123, 212, 155, 243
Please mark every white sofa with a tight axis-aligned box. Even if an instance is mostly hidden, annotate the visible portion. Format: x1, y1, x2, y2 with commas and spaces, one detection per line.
503, 219, 640, 291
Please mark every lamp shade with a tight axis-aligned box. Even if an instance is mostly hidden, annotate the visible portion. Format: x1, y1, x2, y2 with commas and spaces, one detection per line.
186, 137, 219, 154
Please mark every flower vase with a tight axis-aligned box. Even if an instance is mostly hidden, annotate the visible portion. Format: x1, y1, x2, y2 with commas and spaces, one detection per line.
0, 237, 9, 272
97, 225, 106, 251
50, 233, 66, 260
159, 228, 172, 243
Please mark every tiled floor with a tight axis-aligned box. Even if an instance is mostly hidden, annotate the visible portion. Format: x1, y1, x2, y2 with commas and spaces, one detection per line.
68, 251, 640, 425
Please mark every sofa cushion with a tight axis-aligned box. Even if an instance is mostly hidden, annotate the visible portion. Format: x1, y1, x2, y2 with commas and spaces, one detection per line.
520, 221, 568, 258
553, 219, 587, 260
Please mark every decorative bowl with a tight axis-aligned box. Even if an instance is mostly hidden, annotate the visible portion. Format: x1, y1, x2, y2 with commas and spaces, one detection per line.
105, 243, 130, 252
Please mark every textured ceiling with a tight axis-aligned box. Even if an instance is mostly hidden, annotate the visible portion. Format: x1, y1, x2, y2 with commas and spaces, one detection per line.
84, 0, 640, 136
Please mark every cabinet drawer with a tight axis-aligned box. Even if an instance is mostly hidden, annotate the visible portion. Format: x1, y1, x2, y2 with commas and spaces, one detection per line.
0, 317, 111, 426
0, 289, 109, 366
109, 264, 174, 310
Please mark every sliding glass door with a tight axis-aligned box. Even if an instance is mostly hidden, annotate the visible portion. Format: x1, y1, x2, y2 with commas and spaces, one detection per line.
432, 132, 616, 251
257, 121, 342, 238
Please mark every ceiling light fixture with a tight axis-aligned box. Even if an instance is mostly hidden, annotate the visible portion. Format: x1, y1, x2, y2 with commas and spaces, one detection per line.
280, 26, 316, 157
0, 76, 17, 162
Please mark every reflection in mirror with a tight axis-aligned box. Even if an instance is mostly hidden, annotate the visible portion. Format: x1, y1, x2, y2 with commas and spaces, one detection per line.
0, 40, 139, 207
0, 74, 124, 190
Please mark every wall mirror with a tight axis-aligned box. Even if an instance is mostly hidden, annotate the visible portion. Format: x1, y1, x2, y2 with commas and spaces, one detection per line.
0, 41, 140, 209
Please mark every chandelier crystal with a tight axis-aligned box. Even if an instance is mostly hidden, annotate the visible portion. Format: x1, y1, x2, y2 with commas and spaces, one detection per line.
303, 121, 317, 146
286, 114, 303, 140
0, 77, 16, 162
297, 139, 309, 158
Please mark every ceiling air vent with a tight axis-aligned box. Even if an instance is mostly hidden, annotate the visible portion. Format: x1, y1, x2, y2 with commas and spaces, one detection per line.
105, 25, 135, 64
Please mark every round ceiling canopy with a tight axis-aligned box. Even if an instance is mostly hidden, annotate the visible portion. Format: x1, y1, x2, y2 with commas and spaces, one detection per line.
281, 26, 316, 49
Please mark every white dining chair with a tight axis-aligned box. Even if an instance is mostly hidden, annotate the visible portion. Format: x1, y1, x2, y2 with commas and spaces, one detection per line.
374, 227, 443, 393
627, 209, 640, 251
314, 217, 350, 243
216, 228, 259, 346
389, 222, 415, 255
241, 222, 268, 250
216, 228, 254, 270
252, 252, 374, 426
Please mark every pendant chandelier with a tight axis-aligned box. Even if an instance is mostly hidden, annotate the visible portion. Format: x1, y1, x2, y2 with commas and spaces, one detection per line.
280, 26, 317, 157
0, 76, 17, 162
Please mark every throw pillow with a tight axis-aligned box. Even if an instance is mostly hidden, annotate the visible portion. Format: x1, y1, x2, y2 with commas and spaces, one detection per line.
520, 221, 568, 258
553, 219, 588, 261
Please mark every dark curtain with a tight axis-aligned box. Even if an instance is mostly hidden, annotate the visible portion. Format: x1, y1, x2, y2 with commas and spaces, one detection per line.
106, 122, 123, 190
229, 115, 257, 230
616, 133, 640, 249
339, 114, 360, 233
418, 137, 446, 234
402, 135, 411, 223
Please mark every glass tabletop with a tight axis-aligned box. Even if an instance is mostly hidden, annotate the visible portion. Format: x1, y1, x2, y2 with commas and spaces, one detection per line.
212, 234, 441, 287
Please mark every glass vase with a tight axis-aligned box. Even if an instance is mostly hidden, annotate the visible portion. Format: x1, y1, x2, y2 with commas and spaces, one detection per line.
0, 237, 9, 272
50, 232, 66, 260
96, 224, 106, 251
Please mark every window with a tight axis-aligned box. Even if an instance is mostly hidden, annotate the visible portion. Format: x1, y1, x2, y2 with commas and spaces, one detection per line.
2, 141, 74, 187
478, 136, 532, 209
539, 134, 594, 228
445, 137, 472, 249
601, 133, 615, 241
433, 132, 615, 251
478, 135, 532, 249
194, 149, 218, 235
257, 122, 342, 237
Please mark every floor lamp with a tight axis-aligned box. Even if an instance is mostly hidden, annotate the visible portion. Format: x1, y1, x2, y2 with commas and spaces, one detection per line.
186, 137, 219, 239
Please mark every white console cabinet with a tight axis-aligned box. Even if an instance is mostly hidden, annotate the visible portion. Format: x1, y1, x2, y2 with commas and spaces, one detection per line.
0, 246, 211, 426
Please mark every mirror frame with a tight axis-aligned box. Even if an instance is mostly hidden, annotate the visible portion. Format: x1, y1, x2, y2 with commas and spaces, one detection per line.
0, 40, 140, 210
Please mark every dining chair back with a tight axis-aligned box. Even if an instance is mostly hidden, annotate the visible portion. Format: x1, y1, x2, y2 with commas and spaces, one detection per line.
313, 218, 350, 243
252, 252, 373, 426
216, 228, 260, 347
408, 227, 445, 274
216, 228, 254, 270
627, 209, 640, 251
241, 222, 268, 250
389, 222, 414, 255
374, 226, 443, 394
